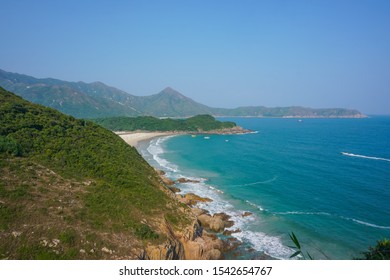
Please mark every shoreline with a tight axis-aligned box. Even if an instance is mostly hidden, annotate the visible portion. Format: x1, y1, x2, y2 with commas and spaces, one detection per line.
117, 130, 261, 259
118, 130, 274, 260
116, 126, 254, 148
116, 131, 180, 147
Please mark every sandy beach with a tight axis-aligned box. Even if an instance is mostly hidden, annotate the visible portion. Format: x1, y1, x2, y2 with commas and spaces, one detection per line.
116, 131, 176, 147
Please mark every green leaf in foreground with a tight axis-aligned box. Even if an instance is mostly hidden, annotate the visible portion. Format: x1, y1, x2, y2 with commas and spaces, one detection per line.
288, 232, 313, 260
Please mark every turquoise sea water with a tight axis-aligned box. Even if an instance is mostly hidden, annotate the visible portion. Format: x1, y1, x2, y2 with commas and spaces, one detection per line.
139, 117, 390, 259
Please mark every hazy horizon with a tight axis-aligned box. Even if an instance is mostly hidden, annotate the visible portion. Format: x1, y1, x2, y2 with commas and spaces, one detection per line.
1, 0, 389, 114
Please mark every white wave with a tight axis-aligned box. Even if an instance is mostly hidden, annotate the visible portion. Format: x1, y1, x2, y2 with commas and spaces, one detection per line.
207, 185, 224, 194
183, 182, 294, 260
245, 200, 265, 211
233, 230, 294, 260
232, 176, 278, 187
341, 152, 390, 162
145, 135, 295, 259
275, 211, 332, 216
147, 137, 179, 172
275, 211, 390, 230
340, 216, 390, 230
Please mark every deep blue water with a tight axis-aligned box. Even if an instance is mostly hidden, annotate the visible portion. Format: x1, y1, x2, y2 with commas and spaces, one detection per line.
139, 117, 390, 259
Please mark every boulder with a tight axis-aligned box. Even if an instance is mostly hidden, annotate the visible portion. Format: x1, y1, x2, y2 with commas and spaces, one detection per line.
242, 211, 253, 217
192, 207, 209, 217
182, 236, 223, 260
197, 213, 234, 233
222, 237, 242, 252
214, 212, 234, 228
176, 177, 200, 184
208, 249, 222, 260
183, 193, 212, 206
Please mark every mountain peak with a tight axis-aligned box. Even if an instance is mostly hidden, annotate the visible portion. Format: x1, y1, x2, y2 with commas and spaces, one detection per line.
160, 86, 182, 96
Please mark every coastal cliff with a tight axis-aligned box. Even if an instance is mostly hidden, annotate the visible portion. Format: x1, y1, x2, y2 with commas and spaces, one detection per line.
144, 219, 224, 260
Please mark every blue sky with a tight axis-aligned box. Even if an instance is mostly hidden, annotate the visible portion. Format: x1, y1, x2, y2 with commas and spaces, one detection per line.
1, 0, 389, 114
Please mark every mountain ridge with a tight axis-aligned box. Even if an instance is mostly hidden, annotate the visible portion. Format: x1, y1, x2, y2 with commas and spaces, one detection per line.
0, 69, 366, 119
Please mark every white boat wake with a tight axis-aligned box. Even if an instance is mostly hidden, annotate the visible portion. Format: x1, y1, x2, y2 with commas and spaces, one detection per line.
341, 152, 390, 162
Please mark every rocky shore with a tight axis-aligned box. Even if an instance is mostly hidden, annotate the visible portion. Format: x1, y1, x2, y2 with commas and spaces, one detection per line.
119, 129, 257, 259
142, 170, 254, 260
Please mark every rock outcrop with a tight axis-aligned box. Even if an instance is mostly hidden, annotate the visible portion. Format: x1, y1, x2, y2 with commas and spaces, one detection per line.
148, 170, 238, 260
242, 211, 253, 217
144, 219, 224, 260
176, 177, 201, 184
181, 193, 213, 206
197, 212, 234, 233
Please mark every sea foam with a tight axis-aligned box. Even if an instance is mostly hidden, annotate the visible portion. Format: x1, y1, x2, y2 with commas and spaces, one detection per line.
147, 137, 179, 172
342, 152, 390, 162
231, 176, 278, 187
144, 136, 295, 260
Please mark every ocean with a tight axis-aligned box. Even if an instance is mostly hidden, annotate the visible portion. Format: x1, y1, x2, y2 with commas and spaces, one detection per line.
138, 117, 390, 259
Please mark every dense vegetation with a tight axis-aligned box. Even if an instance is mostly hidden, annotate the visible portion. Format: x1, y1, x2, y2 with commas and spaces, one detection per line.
92, 114, 237, 132
1, 69, 365, 119
0, 87, 191, 259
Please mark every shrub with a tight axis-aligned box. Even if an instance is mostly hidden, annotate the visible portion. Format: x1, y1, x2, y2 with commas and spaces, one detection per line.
0, 136, 21, 156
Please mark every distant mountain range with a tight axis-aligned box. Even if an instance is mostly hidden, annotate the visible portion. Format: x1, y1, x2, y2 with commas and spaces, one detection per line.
0, 69, 366, 119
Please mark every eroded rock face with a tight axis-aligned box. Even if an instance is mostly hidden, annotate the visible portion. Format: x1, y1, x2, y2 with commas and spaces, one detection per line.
144, 220, 224, 260
192, 207, 209, 216
145, 239, 184, 260
182, 237, 223, 260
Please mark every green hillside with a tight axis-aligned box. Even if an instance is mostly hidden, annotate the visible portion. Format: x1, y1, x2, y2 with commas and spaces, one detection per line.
0, 69, 140, 118
0, 87, 190, 259
93, 114, 237, 132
